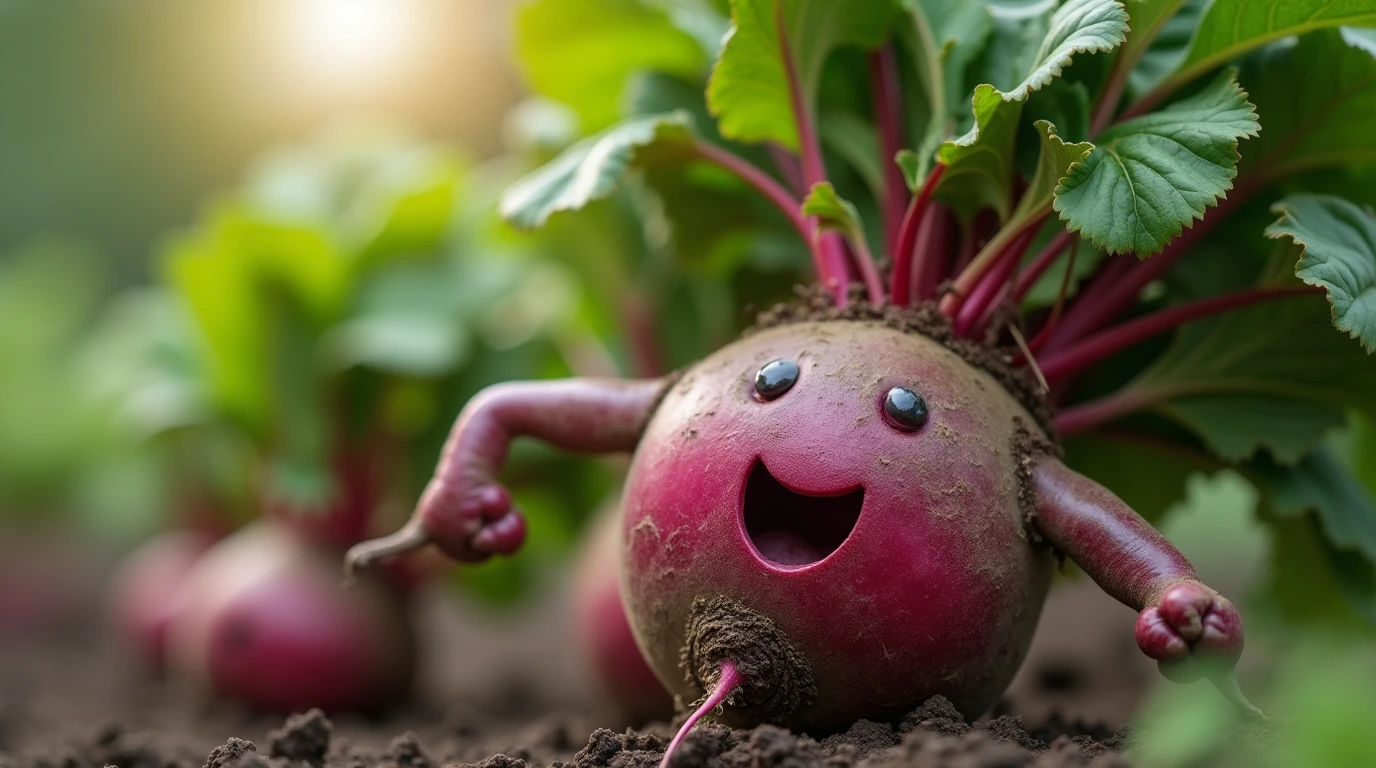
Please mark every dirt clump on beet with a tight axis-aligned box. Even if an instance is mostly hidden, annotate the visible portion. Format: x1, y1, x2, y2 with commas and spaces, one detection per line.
748, 287, 1054, 436
267, 710, 332, 766
680, 597, 817, 724
1013, 419, 1062, 545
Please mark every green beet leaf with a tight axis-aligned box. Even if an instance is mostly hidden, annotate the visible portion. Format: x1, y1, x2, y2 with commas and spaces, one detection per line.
1157, 0, 1376, 102
1265, 194, 1376, 353
802, 181, 874, 260
1252, 447, 1376, 562
1054, 69, 1259, 256
500, 112, 694, 230
1241, 29, 1376, 185
1124, 250, 1376, 464
706, 0, 899, 150
932, 0, 1127, 221
1009, 120, 1094, 225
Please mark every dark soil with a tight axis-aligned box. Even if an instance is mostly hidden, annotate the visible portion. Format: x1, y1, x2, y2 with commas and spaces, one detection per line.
0, 692, 1129, 768
0, 564, 1161, 768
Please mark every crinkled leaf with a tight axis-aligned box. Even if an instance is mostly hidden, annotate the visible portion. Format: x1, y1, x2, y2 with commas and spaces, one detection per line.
1023, 78, 1092, 145
934, 0, 1126, 221
1265, 194, 1376, 353
1243, 30, 1376, 184
500, 112, 694, 230
802, 182, 872, 255
997, 0, 1129, 101
707, 0, 899, 149
965, 2, 1053, 102
934, 85, 1024, 220
1053, 69, 1259, 256
1252, 447, 1376, 561
516, 0, 706, 131
1011, 120, 1094, 223
1164, 0, 1376, 97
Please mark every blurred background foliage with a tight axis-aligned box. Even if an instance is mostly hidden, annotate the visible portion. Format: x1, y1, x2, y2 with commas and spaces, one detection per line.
0, 0, 1374, 761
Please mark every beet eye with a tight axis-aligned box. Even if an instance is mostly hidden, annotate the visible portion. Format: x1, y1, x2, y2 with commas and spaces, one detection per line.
754, 359, 799, 400
883, 387, 928, 431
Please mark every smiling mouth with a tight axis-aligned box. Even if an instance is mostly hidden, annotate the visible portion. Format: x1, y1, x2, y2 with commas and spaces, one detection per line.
742, 460, 864, 567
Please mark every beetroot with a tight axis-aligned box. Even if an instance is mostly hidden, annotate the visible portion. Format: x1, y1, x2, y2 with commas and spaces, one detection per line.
620, 321, 1051, 729
173, 522, 414, 712
109, 530, 215, 671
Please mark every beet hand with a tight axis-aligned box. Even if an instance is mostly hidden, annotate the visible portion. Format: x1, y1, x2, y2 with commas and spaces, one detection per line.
345, 378, 667, 574
1136, 581, 1244, 676
1032, 458, 1261, 718
1137, 581, 1260, 718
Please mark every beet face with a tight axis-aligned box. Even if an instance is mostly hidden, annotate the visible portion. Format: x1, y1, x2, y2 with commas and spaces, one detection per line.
620, 320, 1053, 730
169, 522, 415, 712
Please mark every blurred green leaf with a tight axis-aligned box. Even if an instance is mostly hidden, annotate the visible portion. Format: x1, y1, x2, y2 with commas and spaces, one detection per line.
820, 111, 884, 199
802, 181, 872, 254
500, 112, 694, 230
516, 0, 707, 132
1240, 30, 1376, 185
1157, 0, 1376, 100
1265, 194, 1376, 353
1252, 447, 1376, 561
1158, 395, 1347, 464
1122, 0, 1202, 95
1264, 514, 1376, 630
1115, 238, 1376, 466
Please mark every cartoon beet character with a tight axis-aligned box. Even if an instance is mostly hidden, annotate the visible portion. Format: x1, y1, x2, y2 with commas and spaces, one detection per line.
355, 0, 1376, 758
346, 306, 1249, 731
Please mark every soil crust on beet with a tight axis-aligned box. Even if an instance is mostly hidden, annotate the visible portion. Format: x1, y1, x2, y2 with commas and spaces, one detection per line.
680, 597, 817, 724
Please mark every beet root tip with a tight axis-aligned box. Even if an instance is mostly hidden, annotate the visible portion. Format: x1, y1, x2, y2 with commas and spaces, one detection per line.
1211, 669, 1265, 720
343, 521, 431, 578
659, 660, 744, 768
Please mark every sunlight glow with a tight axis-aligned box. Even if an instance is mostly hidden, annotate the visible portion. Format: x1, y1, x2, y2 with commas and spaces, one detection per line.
286, 0, 417, 88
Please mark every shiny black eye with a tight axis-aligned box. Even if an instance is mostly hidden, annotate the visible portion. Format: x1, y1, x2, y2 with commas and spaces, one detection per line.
883, 387, 928, 431
754, 359, 799, 401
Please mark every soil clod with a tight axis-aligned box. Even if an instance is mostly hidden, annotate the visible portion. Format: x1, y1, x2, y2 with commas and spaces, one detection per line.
205, 738, 258, 768
267, 710, 332, 767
